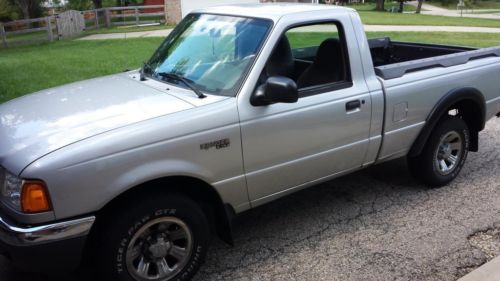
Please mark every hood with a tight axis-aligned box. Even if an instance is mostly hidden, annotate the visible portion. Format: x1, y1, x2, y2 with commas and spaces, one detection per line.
0, 73, 219, 174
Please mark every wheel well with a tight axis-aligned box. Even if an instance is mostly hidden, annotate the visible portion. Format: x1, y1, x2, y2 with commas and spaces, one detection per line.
448, 99, 483, 132
93, 176, 234, 245
447, 99, 483, 151
409, 88, 485, 157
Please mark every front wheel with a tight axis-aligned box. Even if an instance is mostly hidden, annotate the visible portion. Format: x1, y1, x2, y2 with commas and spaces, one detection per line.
95, 193, 210, 281
408, 116, 470, 187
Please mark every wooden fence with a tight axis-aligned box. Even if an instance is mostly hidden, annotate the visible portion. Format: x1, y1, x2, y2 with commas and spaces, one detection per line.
0, 17, 56, 47
82, 5, 165, 30
0, 5, 166, 47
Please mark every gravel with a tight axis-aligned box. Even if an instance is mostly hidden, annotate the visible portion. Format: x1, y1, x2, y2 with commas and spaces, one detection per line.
1, 118, 499, 281
468, 225, 500, 261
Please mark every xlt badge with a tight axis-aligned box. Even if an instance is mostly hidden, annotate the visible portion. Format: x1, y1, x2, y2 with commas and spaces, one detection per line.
200, 138, 230, 150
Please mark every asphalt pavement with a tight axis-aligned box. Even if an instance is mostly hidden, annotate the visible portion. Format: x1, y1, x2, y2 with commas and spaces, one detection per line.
1, 118, 499, 281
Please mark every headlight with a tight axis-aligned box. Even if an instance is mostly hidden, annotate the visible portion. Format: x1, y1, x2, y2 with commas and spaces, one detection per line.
0, 167, 23, 211
0, 167, 51, 213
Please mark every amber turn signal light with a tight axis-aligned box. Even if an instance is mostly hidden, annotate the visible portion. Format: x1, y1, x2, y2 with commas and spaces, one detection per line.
21, 181, 52, 213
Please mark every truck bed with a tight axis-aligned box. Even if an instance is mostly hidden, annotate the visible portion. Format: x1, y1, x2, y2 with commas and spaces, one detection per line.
369, 37, 500, 80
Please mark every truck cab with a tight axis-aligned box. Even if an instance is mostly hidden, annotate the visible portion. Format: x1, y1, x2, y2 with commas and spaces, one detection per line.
1, 4, 500, 281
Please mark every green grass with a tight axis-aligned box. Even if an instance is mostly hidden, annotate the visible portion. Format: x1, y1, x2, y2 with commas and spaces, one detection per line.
1, 24, 173, 48
2, 32, 500, 103
83, 24, 174, 35
358, 10, 500, 27
3, 30, 50, 46
286, 31, 500, 48
465, 9, 500, 13
348, 3, 417, 12
428, 0, 500, 9
0, 38, 162, 103
366, 31, 500, 47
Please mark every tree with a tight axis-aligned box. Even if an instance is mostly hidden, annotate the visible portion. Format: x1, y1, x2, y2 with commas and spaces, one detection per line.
8, 0, 43, 19
92, 0, 102, 8
416, 0, 424, 13
66, 0, 93, 10
0, 0, 19, 21
376, 0, 385, 11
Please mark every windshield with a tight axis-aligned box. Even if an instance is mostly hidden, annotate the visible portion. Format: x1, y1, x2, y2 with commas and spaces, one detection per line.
145, 14, 272, 97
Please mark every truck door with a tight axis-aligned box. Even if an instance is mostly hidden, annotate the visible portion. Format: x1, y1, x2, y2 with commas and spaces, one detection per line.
238, 21, 373, 205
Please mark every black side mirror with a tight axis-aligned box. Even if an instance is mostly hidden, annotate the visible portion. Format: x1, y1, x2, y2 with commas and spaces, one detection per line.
251, 76, 298, 106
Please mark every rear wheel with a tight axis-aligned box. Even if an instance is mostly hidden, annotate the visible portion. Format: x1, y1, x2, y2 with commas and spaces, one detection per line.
95, 193, 210, 281
408, 116, 470, 187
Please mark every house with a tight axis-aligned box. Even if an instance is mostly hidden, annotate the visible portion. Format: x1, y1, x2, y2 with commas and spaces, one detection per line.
148, 0, 318, 24
149, 0, 259, 24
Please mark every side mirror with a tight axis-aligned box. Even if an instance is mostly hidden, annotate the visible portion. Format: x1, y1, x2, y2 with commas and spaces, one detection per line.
251, 76, 298, 106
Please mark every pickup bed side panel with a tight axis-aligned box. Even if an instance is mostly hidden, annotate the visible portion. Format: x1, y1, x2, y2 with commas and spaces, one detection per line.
378, 57, 500, 161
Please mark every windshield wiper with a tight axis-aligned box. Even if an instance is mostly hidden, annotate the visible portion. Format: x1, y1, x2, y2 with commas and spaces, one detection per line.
158, 72, 206, 99
140, 61, 151, 81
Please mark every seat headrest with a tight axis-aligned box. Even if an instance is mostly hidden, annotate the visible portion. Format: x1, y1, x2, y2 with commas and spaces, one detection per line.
266, 36, 294, 78
315, 38, 342, 70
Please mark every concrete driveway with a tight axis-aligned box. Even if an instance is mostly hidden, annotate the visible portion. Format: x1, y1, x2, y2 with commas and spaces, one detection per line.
1, 118, 499, 281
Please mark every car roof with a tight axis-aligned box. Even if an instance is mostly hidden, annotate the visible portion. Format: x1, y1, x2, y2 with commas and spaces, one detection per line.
193, 3, 355, 22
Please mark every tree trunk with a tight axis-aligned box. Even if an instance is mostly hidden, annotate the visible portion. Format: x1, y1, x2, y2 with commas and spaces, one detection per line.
376, 0, 385, 11
16, 0, 30, 19
416, 0, 424, 14
21, 7, 30, 19
92, 0, 103, 9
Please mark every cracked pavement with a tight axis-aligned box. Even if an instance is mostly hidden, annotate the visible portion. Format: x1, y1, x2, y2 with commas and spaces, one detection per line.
1, 118, 499, 281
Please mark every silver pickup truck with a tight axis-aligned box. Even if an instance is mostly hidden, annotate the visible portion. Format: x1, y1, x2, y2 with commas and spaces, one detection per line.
1, 3, 500, 281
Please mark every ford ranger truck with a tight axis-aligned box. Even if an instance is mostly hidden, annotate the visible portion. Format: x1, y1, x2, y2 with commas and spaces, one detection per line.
1, 4, 500, 281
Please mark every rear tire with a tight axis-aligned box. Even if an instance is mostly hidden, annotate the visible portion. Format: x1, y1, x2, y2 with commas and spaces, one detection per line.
408, 116, 470, 187
95, 193, 210, 281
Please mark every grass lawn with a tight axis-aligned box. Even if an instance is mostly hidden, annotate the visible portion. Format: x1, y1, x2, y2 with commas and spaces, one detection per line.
287, 31, 500, 48
348, 3, 417, 12
0, 38, 162, 103
428, 0, 500, 9
1, 24, 173, 48
347, 2, 500, 27
357, 10, 500, 27
3, 30, 50, 47
2, 32, 500, 103
83, 24, 175, 35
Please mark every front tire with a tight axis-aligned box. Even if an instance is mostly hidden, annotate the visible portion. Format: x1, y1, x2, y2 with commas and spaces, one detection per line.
96, 193, 210, 281
408, 116, 470, 187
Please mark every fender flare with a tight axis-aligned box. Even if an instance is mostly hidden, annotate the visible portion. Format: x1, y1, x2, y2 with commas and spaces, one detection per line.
408, 87, 486, 157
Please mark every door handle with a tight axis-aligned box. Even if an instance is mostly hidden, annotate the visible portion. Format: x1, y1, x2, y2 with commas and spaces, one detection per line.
345, 100, 361, 111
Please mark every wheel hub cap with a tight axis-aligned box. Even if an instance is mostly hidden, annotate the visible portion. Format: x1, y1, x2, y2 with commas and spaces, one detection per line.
126, 217, 193, 281
434, 131, 463, 176
148, 237, 171, 259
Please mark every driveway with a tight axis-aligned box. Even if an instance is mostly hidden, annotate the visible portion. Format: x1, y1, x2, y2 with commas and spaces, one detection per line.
2, 118, 500, 281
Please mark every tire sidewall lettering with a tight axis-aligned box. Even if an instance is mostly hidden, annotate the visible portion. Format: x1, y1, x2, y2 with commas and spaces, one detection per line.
114, 208, 205, 281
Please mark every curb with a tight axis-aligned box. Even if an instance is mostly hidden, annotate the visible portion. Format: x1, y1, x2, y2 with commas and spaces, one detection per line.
458, 256, 500, 281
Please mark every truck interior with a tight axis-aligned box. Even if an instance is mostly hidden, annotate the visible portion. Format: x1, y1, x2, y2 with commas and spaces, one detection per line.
262, 27, 500, 86
368, 37, 473, 67
265, 36, 350, 89
261, 22, 352, 92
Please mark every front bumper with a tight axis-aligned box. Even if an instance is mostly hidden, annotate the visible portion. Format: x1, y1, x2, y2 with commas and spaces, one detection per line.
0, 215, 95, 272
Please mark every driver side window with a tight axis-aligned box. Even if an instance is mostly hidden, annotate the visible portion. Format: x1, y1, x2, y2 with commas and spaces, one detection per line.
262, 22, 352, 96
